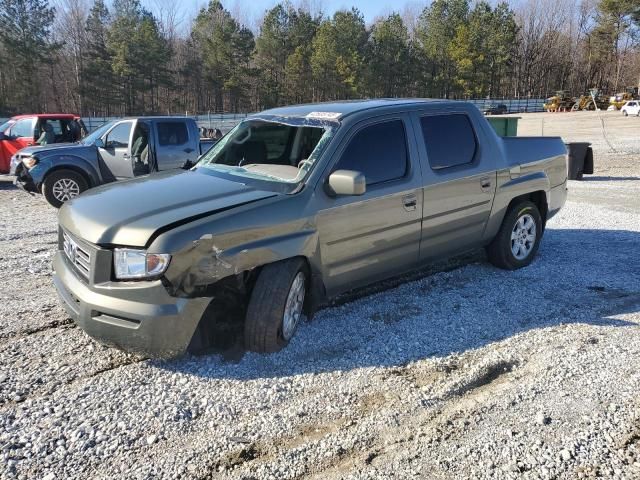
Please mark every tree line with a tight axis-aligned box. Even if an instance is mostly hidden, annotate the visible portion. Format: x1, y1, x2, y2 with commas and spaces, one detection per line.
0, 0, 638, 116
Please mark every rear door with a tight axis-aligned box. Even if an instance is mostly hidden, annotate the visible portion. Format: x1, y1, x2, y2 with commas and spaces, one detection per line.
99, 120, 135, 179
411, 111, 497, 260
316, 114, 423, 296
154, 120, 195, 170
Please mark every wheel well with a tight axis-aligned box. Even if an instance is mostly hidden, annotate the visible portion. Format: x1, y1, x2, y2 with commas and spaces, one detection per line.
43, 166, 93, 188
507, 190, 548, 226
186, 255, 322, 354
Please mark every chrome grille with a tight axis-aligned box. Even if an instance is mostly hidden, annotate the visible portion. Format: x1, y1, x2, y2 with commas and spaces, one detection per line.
63, 231, 91, 280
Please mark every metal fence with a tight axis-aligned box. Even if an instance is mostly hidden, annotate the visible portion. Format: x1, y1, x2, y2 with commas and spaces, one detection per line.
81, 113, 249, 133
0, 100, 546, 133
466, 98, 546, 113
0, 113, 250, 133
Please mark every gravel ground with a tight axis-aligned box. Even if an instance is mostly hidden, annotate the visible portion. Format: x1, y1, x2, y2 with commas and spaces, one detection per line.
1, 112, 639, 479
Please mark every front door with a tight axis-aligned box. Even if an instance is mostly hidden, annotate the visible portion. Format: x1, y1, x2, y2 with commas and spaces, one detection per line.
411, 111, 497, 260
99, 120, 135, 179
6, 117, 36, 152
316, 115, 423, 296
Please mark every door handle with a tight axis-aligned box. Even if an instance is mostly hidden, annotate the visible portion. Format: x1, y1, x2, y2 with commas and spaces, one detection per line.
402, 194, 417, 211
480, 177, 492, 190
183, 148, 195, 153
27, 143, 33, 146
123, 153, 130, 159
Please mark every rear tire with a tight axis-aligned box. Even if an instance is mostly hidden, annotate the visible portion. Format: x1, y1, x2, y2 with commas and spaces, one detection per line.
486, 201, 543, 270
42, 170, 88, 208
244, 258, 308, 353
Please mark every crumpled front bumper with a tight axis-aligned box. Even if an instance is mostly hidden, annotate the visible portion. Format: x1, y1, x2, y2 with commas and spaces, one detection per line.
11, 162, 38, 193
52, 251, 211, 357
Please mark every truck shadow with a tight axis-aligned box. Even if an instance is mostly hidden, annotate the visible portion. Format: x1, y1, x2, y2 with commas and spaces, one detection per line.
155, 227, 640, 380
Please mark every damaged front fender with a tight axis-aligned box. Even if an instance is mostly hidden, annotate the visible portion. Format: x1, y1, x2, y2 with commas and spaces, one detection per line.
162, 227, 320, 298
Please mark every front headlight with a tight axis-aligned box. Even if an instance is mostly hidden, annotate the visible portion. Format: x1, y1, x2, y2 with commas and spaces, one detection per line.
22, 156, 38, 168
114, 249, 171, 280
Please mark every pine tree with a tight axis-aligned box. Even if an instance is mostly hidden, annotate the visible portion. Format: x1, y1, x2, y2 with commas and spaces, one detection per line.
191, 0, 251, 112
255, 3, 320, 108
415, 0, 469, 97
0, 0, 57, 112
311, 9, 367, 101
83, 0, 112, 115
364, 14, 412, 97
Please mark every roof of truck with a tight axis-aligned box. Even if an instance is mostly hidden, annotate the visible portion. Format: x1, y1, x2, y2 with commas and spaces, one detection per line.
258, 98, 453, 121
11, 113, 80, 120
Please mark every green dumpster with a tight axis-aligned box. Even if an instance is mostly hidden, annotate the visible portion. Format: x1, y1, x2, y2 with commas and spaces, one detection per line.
486, 116, 520, 137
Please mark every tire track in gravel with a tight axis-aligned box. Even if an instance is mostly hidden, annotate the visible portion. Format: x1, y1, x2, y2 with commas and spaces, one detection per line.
0, 318, 75, 343
0, 354, 147, 410
0, 327, 145, 408
0, 230, 57, 242
294, 358, 523, 479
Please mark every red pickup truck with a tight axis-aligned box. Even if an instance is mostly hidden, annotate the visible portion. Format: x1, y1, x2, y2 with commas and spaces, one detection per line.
0, 114, 86, 173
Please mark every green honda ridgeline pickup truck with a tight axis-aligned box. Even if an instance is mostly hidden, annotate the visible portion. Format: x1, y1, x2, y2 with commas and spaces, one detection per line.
53, 99, 568, 357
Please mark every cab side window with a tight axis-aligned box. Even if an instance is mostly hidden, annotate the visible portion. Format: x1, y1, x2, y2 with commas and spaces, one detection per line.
334, 120, 408, 185
9, 118, 35, 139
157, 122, 188, 146
105, 123, 132, 148
420, 114, 477, 170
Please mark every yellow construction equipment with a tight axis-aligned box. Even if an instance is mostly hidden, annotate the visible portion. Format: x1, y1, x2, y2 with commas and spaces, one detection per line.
609, 91, 635, 110
571, 93, 609, 111
543, 91, 575, 112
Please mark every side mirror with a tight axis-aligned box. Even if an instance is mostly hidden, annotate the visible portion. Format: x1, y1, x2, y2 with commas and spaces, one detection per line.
0, 132, 5, 141
327, 170, 366, 196
94, 138, 105, 148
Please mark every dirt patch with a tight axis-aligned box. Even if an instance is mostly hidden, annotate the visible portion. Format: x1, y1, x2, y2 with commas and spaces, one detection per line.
358, 392, 388, 415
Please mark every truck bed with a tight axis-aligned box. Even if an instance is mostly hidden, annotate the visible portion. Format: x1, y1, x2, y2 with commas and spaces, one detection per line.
501, 136, 568, 187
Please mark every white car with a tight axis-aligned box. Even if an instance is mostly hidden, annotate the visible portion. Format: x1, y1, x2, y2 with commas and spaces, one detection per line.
620, 100, 640, 116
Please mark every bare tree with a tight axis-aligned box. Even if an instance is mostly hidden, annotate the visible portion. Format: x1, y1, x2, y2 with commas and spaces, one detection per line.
52, 0, 89, 113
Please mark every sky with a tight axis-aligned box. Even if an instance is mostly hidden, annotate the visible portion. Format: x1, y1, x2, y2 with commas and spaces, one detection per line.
245, 0, 404, 22
180, 0, 429, 29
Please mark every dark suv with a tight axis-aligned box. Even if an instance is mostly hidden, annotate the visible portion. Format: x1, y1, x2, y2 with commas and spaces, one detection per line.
483, 104, 508, 115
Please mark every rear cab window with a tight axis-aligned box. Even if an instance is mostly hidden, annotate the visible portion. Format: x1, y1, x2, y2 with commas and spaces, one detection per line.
334, 120, 408, 185
420, 114, 477, 170
250, 124, 293, 161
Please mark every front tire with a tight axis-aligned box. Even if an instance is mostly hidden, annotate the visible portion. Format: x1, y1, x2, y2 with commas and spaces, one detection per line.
623, 110, 628, 116
42, 170, 88, 208
486, 201, 543, 270
244, 258, 308, 353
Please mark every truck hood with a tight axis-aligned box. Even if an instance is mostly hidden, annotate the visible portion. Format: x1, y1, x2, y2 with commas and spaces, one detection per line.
19, 143, 93, 157
58, 170, 278, 247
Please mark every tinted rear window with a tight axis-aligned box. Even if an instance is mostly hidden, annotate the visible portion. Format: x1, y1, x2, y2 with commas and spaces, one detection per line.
335, 120, 408, 185
157, 122, 188, 146
420, 114, 477, 170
